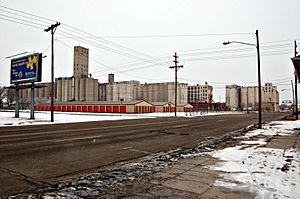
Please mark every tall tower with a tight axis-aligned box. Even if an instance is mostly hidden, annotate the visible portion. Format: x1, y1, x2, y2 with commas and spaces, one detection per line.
73, 46, 89, 78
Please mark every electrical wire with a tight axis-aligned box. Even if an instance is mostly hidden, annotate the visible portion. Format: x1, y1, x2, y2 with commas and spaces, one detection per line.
0, 15, 45, 30
56, 39, 171, 81
0, 3, 298, 86
57, 32, 254, 39
0, 4, 169, 68
61, 24, 169, 65
0, 4, 55, 23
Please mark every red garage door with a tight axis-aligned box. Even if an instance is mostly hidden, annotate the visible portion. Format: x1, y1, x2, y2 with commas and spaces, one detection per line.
106, 106, 112, 113
62, 106, 67, 112
113, 106, 119, 113
120, 106, 126, 113
72, 106, 77, 112
100, 106, 105, 113
150, 107, 155, 113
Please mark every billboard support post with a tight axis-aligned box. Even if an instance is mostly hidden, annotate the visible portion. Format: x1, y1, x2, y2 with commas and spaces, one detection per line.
15, 84, 19, 118
30, 82, 35, 119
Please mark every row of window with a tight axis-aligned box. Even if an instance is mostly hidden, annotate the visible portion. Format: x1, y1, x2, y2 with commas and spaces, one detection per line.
188, 88, 209, 91
188, 94, 208, 97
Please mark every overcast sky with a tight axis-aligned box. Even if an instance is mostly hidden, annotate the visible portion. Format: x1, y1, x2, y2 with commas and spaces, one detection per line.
0, 0, 299, 102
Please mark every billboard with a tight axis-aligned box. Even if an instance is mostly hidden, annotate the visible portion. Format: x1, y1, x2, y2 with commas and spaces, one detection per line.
10, 53, 42, 84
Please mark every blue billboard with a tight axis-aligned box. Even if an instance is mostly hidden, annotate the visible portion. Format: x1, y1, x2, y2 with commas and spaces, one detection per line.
10, 53, 42, 84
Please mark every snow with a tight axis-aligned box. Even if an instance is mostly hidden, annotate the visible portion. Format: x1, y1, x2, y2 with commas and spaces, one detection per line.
240, 139, 267, 145
245, 121, 300, 138
0, 110, 240, 126
209, 121, 300, 199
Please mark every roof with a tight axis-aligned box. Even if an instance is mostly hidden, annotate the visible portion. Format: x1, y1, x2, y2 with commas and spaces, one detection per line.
151, 102, 174, 106
177, 103, 193, 107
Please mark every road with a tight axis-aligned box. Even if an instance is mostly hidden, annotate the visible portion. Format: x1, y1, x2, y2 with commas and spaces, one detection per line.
0, 112, 288, 196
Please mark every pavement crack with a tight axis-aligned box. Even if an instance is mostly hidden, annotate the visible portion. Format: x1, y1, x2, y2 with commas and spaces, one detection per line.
0, 166, 49, 188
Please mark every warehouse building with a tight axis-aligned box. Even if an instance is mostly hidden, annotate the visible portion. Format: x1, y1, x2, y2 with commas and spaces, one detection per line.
99, 74, 188, 105
19, 45, 195, 113
225, 83, 279, 111
188, 83, 213, 104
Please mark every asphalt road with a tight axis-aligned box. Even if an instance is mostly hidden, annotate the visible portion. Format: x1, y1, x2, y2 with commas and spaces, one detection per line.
0, 112, 288, 196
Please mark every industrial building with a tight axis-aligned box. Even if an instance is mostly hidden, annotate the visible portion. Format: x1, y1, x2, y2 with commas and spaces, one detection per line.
19, 45, 196, 113
141, 82, 188, 105
99, 73, 188, 105
34, 100, 193, 114
225, 85, 241, 110
188, 84, 213, 104
225, 83, 279, 111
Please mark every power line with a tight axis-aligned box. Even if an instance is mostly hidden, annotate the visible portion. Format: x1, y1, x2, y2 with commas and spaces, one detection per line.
1, 12, 292, 73
0, 4, 55, 23
0, 3, 298, 86
56, 39, 143, 78
57, 30, 169, 68
182, 50, 293, 62
0, 4, 298, 68
0, 15, 45, 30
0, 4, 169, 67
56, 32, 254, 39
177, 39, 300, 55
0, 13, 47, 28
0, 7, 53, 25
56, 39, 170, 81
59, 23, 169, 66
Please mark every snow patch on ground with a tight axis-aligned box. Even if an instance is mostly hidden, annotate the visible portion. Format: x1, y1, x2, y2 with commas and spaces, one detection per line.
240, 139, 267, 145
209, 121, 300, 199
0, 110, 241, 126
245, 120, 300, 138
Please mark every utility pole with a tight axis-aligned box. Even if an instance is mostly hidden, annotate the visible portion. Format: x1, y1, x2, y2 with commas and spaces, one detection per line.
169, 52, 183, 117
45, 22, 60, 122
256, 30, 262, 129
247, 87, 249, 114
295, 40, 298, 120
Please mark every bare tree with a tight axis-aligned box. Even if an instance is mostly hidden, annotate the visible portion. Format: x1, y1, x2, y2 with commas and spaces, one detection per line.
0, 86, 5, 99
0, 86, 5, 108
6, 88, 16, 107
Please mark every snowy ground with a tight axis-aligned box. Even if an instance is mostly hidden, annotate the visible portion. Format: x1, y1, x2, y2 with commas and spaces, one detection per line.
0, 110, 240, 126
208, 120, 300, 199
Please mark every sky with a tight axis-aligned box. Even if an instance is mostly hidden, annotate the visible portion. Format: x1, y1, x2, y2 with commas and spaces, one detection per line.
0, 0, 299, 102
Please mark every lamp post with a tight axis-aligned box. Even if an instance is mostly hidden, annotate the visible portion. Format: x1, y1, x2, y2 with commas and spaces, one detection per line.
223, 30, 262, 129
291, 55, 300, 119
291, 41, 299, 120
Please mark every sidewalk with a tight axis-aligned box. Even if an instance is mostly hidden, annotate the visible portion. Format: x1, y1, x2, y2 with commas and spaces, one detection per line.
106, 120, 300, 199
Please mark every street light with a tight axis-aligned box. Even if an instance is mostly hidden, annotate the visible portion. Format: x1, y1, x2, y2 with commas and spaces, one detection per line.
282, 88, 295, 100
291, 50, 300, 120
223, 41, 256, 47
223, 30, 262, 129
